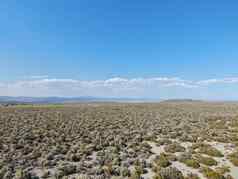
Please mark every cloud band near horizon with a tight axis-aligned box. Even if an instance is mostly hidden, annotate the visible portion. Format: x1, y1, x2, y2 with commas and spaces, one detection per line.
0, 77, 238, 99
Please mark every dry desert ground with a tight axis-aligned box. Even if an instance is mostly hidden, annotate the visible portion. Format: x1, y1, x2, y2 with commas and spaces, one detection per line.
0, 102, 238, 179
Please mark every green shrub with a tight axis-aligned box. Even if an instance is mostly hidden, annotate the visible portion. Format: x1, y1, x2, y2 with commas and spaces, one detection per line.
201, 167, 225, 179
120, 167, 131, 177
182, 159, 200, 169
134, 165, 144, 175
129, 170, 140, 179
153, 167, 184, 179
164, 143, 186, 153
165, 153, 177, 161
198, 144, 223, 157
178, 153, 200, 169
195, 154, 217, 166
0, 167, 7, 179
228, 151, 238, 166
185, 173, 200, 179
58, 164, 76, 176
154, 153, 171, 168
215, 165, 230, 175
15, 168, 31, 179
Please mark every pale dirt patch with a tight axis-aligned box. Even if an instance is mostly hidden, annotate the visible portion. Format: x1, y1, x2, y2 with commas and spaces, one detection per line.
148, 142, 165, 159
142, 141, 165, 179
208, 141, 238, 178
171, 161, 205, 179
142, 168, 154, 179
144, 140, 238, 179
180, 142, 193, 149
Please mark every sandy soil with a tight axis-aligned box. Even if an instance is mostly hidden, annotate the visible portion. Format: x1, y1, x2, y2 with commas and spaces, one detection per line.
143, 140, 238, 179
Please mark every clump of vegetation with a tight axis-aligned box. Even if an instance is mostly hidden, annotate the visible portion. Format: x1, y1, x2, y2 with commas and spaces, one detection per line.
14, 169, 32, 179
201, 167, 225, 179
156, 138, 173, 146
182, 159, 200, 169
120, 167, 131, 177
215, 165, 230, 175
153, 167, 184, 179
57, 163, 77, 176
180, 134, 198, 143
0, 167, 8, 179
164, 143, 186, 153
178, 153, 200, 168
227, 150, 238, 166
197, 144, 224, 157
129, 167, 143, 179
165, 153, 177, 161
153, 153, 171, 168
185, 173, 200, 179
194, 154, 218, 166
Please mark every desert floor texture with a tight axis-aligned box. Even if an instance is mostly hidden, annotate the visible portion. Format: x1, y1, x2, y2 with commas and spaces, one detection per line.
0, 102, 238, 179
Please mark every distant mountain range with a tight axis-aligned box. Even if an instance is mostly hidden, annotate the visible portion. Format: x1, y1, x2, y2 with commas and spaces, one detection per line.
161, 99, 204, 103
0, 96, 160, 104
0, 96, 210, 104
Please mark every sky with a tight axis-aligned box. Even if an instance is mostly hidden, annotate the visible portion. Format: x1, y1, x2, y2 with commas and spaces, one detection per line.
1, 0, 238, 99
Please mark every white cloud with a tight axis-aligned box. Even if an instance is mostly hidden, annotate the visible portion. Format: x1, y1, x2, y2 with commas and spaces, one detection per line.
0, 77, 238, 98
197, 78, 238, 85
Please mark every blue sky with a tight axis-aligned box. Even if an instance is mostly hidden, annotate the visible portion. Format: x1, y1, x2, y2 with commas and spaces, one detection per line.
1, 0, 238, 99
